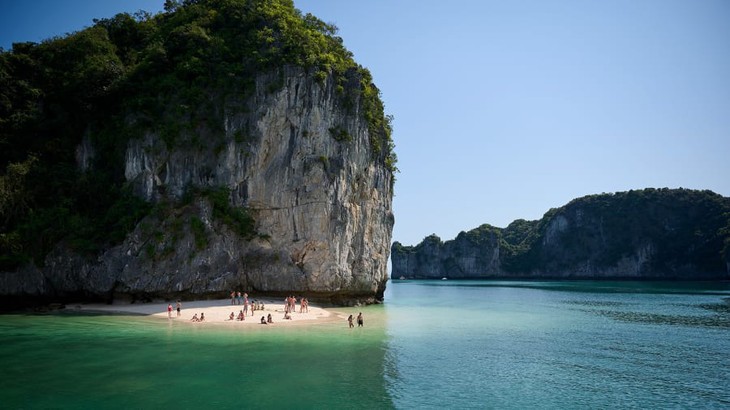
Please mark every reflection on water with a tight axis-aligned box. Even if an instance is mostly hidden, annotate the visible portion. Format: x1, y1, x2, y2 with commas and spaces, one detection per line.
561, 300, 631, 307
699, 300, 730, 314
590, 308, 730, 328
560, 290, 730, 329
410, 279, 730, 296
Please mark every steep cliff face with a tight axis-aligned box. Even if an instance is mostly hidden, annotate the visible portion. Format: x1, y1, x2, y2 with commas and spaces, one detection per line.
1, 1, 397, 306
392, 189, 730, 280
139, 67, 394, 302
2, 67, 393, 305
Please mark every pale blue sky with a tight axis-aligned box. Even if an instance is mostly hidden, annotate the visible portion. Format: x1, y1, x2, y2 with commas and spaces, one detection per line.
2, 0, 729, 247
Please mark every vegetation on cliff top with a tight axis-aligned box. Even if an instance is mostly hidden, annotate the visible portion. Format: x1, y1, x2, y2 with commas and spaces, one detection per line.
0, 0, 396, 269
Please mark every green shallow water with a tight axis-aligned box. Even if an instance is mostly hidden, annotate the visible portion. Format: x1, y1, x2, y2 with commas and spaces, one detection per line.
2, 280, 730, 409
0, 309, 391, 409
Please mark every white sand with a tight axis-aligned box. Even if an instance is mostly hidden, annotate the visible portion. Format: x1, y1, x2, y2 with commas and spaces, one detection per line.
73, 297, 344, 326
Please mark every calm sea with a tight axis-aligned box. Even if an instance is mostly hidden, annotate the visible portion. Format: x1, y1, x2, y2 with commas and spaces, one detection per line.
1, 280, 729, 409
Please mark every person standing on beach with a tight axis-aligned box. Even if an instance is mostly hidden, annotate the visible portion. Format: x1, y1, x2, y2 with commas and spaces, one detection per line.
167, 304, 173, 318
357, 312, 363, 327
347, 315, 354, 328
176, 301, 181, 317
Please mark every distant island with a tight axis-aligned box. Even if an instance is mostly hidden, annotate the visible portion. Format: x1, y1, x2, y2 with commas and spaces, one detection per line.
391, 188, 730, 280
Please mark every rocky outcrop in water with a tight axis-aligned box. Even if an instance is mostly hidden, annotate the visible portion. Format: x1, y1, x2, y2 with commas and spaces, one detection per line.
2, 67, 394, 306
392, 189, 730, 280
0, 1, 396, 307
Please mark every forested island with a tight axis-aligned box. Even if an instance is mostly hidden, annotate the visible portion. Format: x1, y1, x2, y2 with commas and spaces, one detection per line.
392, 189, 730, 280
0, 0, 396, 307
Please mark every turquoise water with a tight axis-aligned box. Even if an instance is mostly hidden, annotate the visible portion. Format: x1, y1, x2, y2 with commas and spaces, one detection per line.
2, 281, 729, 409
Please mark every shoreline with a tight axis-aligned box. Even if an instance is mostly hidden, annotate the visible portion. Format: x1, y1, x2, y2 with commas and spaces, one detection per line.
70, 297, 346, 326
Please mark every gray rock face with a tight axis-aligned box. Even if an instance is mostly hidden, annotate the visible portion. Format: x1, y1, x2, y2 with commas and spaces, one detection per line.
392, 189, 730, 280
2, 67, 394, 305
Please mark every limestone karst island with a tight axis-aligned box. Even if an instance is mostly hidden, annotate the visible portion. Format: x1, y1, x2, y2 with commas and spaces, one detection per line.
2, 1, 729, 311
392, 188, 730, 281
0, 0, 396, 308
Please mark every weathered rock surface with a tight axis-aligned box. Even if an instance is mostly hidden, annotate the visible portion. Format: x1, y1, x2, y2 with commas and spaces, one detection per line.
392, 189, 730, 280
2, 68, 394, 306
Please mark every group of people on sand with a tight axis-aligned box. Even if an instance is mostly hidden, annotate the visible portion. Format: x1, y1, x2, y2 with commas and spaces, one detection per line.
167, 301, 182, 318
216, 293, 303, 324
347, 312, 364, 328
230, 291, 247, 306
229, 291, 266, 316
284, 295, 308, 314
219, 295, 308, 325
168, 295, 366, 329
228, 311, 246, 321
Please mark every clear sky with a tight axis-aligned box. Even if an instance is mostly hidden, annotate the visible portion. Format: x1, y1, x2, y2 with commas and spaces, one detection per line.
2, 0, 729, 247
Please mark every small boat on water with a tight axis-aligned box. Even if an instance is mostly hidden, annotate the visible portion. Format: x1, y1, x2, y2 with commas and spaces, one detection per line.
441, 277, 447, 280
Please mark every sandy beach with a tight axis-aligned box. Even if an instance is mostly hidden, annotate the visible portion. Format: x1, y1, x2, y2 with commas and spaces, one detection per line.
74, 297, 344, 326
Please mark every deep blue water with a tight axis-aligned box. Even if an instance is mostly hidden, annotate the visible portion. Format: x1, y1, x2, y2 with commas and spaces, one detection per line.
1, 280, 729, 409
